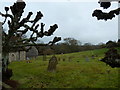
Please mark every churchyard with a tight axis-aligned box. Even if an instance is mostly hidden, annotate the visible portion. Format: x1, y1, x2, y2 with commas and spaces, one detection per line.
1, 1, 120, 89
8, 48, 120, 88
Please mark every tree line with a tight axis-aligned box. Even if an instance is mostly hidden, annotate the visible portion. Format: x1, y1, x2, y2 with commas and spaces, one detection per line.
36, 37, 120, 55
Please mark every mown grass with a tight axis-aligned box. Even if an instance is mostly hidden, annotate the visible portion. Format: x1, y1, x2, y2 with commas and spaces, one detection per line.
8, 48, 120, 88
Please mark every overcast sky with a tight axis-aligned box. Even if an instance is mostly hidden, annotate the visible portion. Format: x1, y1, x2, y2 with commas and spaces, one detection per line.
0, 1, 119, 45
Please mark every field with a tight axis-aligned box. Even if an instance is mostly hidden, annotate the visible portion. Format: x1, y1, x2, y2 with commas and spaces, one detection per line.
8, 48, 120, 88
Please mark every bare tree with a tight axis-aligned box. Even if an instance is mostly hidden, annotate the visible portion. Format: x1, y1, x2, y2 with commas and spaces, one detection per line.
0, 0, 61, 82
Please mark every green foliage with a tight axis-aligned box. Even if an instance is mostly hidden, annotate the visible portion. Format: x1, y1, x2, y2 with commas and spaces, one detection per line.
8, 48, 120, 88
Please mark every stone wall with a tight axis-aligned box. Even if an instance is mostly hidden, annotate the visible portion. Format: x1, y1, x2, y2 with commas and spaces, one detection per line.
20, 51, 26, 60
9, 51, 26, 62
9, 52, 17, 62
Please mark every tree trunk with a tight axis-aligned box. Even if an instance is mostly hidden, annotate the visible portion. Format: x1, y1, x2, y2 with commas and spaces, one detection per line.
2, 52, 9, 71
2, 52, 13, 82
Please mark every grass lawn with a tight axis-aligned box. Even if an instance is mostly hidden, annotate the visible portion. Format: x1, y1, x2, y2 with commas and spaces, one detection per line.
8, 48, 120, 88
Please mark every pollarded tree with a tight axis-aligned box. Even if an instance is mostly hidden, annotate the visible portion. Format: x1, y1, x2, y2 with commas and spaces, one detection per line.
0, 0, 61, 82
92, 0, 120, 21
92, 0, 120, 68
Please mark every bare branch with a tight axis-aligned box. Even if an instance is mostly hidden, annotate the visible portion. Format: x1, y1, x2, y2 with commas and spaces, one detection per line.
44, 24, 58, 36
0, 12, 13, 23
92, 8, 120, 20
19, 12, 33, 27
48, 37, 61, 46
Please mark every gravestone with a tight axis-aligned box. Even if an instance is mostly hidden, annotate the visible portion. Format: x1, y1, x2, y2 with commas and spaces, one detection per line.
91, 55, 95, 59
47, 56, 58, 72
85, 56, 90, 62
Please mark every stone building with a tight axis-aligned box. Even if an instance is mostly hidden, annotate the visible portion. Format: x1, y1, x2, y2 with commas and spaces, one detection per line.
9, 46, 39, 62
26, 46, 38, 59
8, 47, 26, 62
9, 51, 26, 62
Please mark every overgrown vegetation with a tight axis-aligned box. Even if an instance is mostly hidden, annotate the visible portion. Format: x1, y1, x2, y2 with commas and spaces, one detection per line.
8, 48, 120, 88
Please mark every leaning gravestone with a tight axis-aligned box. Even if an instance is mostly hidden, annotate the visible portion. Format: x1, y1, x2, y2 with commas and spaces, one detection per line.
47, 56, 58, 72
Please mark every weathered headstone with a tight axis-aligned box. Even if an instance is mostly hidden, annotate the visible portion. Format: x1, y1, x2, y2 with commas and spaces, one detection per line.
85, 56, 90, 62
47, 56, 58, 72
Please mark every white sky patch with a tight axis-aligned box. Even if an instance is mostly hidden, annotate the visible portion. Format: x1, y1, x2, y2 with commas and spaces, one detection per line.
0, 1, 119, 45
